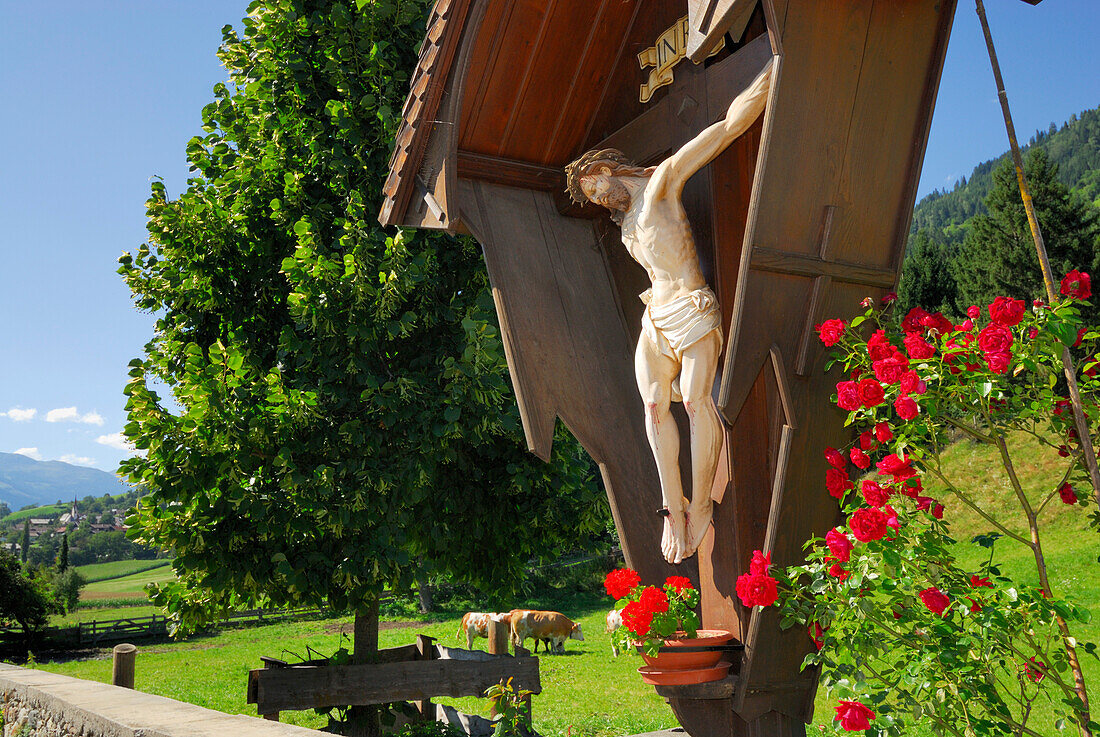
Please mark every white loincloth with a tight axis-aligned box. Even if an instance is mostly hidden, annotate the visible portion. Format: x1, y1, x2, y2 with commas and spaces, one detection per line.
640, 287, 723, 362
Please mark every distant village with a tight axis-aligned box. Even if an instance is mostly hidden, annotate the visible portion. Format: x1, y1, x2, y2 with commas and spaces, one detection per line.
0, 489, 159, 568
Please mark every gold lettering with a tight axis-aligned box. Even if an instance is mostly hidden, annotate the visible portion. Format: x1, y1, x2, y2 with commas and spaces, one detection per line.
638, 16, 724, 104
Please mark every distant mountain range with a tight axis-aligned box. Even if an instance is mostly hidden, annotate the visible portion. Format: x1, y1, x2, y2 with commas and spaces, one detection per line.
0, 452, 129, 511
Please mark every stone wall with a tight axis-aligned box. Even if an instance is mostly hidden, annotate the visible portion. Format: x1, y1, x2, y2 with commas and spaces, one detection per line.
0, 663, 324, 737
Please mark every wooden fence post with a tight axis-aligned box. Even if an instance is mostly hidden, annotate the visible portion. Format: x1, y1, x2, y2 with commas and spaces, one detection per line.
414, 634, 436, 722
487, 616, 509, 656
111, 643, 136, 689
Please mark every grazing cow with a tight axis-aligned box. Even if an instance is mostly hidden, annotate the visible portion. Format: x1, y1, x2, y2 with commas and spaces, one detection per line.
606, 609, 623, 656
459, 612, 506, 650
509, 610, 584, 654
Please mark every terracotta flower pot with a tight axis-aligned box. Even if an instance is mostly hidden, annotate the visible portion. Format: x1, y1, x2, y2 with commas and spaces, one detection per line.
637, 629, 736, 671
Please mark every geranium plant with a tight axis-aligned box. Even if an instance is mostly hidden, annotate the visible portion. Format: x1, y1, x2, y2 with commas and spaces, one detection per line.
736, 272, 1100, 735
604, 568, 701, 656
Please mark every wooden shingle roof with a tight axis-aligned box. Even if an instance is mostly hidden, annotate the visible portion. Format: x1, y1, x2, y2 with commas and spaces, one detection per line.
379, 0, 472, 227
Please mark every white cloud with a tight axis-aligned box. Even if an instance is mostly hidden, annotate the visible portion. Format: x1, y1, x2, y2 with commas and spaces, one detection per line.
1, 408, 37, 422
45, 407, 105, 425
96, 432, 135, 452
60, 454, 97, 467
14, 447, 43, 460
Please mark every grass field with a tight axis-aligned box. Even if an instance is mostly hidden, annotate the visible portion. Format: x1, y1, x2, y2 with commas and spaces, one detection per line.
19, 431, 1100, 735
2, 504, 67, 524
79, 563, 176, 600
75, 559, 170, 584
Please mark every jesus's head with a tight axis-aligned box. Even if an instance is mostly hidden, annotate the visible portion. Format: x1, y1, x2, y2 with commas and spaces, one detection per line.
565, 148, 649, 212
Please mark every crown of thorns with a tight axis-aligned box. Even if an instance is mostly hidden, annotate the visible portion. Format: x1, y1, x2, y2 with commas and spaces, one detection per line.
564, 148, 637, 203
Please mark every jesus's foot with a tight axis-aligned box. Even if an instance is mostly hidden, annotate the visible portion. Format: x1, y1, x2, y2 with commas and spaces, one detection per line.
685, 500, 714, 557
660, 504, 690, 565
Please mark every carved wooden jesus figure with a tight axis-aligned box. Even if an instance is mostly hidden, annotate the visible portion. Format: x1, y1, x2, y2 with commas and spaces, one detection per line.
566, 62, 772, 564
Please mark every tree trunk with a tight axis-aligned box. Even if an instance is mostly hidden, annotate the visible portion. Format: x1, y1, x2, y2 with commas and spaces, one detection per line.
417, 574, 433, 614
347, 598, 381, 737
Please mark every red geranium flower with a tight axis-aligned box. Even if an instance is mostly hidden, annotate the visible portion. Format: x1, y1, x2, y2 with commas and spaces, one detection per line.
858, 378, 885, 407
621, 600, 653, 637
1061, 269, 1092, 300
638, 585, 669, 614
665, 576, 694, 593
604, 568, 641, 600
989, 296, 1026, 326
817, 318, 847, 346
835, 701, 875, 731
836, 381, 861, 411
849, 507, 889, 542
919, 587, 950, 615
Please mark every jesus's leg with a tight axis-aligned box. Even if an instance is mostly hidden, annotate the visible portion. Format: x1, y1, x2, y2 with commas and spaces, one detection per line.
680, 331, 724, 556
635, 335, 689, 564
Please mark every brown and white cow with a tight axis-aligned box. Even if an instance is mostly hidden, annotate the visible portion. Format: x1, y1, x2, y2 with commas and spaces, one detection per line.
605, 608, 623, 656
509, 609, 584, 654
459, 611, 508, 650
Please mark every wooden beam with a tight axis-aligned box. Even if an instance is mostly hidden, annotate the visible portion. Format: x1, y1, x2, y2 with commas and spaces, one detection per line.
457, 151, 564, 191
748, 246, 896, 288
248, 657, 541, 714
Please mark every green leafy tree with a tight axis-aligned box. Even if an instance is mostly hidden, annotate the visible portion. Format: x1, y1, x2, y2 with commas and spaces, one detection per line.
119, 0, 606, 632
51, 567, 85, 614
897, 229, 958, 317
0, 550, 53, 634
953, 148, 1100, 319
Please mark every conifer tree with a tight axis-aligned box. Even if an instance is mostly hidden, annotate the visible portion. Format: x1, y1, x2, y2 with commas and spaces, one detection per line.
20, 520, 29, 565
57, 534, 69, 572
898, 229, 958, 317
953, 148, 1100, 317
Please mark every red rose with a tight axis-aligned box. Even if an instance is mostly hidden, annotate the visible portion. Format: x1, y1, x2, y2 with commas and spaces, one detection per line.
849, 507, 889, 542
894, 395, 920, 421
824, 446, 847, 469
978, 323, 1014, 355
874, 422, 893, 443
866, 330, 895, 361
861, 479, 890, 508
915, 495, 934, 512
884, 504, 900, 532
849, 447, 870, 469
984, 350, 1012, 374
858, 378, 885, 407
735, 572, 778, 608
1061, 269, 1092, 300
902, 307, 929, 333
665, 575, 694, 593
749, 550, 771, 576
604, 568, 641, 600
826, 468, 853, 498
919, 587, 950, 615
899, 370, 925, 396
836, 381, 861, 411
989, 296, 1026, 326
1025, 657, 1046, 683
621, 600, 653, 637
817, 318, 847, 346
958, 318, 974, 332
922, 312, 954, 335
970, 575, 992, 588
873, 351, 910, 384
860, 431, 877, 451
967, 305, 980, 319
835, 701, 875, 731
825, 528, 853, 562
881, 292, 898, 304
877, 453, 914, 481
1058, 483, 1078, 505
827, 561, 849, 581
903, 332, 936, 360
1074, 327, 1087, 348
932, 502, 945, 520
809, 622, 826, 649
639, 585, 669, 614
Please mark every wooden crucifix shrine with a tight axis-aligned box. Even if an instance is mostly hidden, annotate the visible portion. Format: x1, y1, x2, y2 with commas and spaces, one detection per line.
376, 0, 1024, 734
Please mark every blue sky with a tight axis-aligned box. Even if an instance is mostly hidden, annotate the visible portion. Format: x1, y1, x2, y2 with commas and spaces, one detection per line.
0, 1, 1097, 474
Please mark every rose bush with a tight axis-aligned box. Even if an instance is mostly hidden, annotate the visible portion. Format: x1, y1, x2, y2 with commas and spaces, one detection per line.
604, 568, 701, 656
762, 274, 1100, 735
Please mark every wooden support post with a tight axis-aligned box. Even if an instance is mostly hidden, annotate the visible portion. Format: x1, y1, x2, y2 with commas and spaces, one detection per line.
348, 599, 381, 737
111, 643, 136, 689
261, 658, 282, 721
487, 616, 509, 656
414, 634, 437, 722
